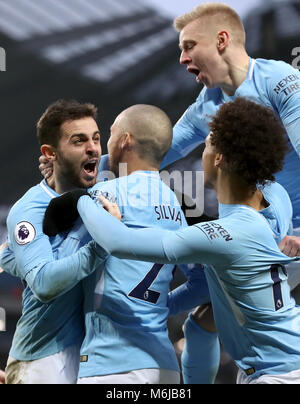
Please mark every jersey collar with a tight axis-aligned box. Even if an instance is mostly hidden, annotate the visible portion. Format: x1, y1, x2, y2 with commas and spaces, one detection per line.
221, 57, 256, 101
40, 179, 59, 199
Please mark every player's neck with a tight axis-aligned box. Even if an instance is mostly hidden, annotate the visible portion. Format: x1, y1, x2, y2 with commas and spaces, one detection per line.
216, 174, 267, 211
54, 178, 74, 195
220, 51, 250, 96
53, 174, 86, 195
118, 156, 159, 177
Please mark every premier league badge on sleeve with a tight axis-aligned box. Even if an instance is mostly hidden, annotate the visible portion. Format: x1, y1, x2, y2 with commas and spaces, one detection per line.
14, 222, 36, 245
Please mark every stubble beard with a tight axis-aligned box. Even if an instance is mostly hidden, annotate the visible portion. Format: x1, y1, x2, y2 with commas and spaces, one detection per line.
56, 152, 95, 191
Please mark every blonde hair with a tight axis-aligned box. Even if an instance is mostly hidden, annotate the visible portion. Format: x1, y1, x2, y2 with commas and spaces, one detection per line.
174, 2, 246, 46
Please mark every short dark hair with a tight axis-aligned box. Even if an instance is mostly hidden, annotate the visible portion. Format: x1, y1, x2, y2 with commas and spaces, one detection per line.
37, 99, 98, 147
209, 97, 288, 188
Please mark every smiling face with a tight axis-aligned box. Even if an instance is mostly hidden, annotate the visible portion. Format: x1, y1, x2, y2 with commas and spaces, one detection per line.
179, 18, 225, 88
55, 117, 101, 190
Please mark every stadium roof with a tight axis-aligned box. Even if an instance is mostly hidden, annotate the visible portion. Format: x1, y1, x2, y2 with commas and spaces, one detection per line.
244, 0, 300, 55
0, 0, 196, 97
0, 0, 198, 205
0, 0, 151, 40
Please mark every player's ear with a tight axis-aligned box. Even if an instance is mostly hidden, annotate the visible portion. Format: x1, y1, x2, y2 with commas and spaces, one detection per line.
121, 132, 134, 152
217, 30, 230, 52
41, 144, 57, 161
215, 153, 224, 168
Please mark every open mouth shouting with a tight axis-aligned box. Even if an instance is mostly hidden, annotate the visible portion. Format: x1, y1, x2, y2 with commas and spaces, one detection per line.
187, 66, 202, 83
82, 158, 99, 180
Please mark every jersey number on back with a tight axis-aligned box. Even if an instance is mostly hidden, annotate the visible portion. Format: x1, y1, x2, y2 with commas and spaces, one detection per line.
128, 263, 165, 304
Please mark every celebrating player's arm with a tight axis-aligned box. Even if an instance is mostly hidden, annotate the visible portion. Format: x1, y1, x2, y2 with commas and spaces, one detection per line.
265, 62, 300, 159
39, 155, 54, 183
98, 194, 122, 221
279, 236, 300, 258
278, 235, 300, 291
1, 206, 107, 303
91, 194, 210, 313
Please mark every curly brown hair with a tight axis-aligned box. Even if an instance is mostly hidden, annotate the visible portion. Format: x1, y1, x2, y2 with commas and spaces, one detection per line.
209, 97, 288, 188
37, 99, 98, 147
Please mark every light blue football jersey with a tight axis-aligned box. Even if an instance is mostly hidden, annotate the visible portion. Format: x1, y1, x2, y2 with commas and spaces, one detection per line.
1, 180, 104, 361
77, 171, 187, 377
161, 58, 300, 228
77, 186, 300, 379
167, 181, 294, 315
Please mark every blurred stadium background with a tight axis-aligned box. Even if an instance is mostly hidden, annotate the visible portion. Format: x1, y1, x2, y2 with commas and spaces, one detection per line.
0, 0, 299, 384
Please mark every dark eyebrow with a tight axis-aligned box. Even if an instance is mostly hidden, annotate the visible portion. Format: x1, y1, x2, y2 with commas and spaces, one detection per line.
71, 131, 101, 138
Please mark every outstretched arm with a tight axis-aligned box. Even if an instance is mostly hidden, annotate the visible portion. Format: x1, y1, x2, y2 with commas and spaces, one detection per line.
161, 102, 207, 169
279, 235, 300, 257
0, 239, 107, 303
77, 195, 221, 266
168, 264, 211, 316
84, 196, 212, 315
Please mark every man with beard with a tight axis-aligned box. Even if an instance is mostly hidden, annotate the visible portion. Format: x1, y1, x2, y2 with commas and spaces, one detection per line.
45, 104, 187, 384
0, 99, 107, 384
3, 104, 189, 384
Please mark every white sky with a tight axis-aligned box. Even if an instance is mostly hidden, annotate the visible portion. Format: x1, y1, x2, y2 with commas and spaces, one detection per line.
144, 0, 287, 18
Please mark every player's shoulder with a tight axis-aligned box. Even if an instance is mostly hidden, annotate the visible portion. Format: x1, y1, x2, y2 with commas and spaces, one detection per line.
262, 181, 290, 198
217, 204, 266, 235
8, 182, 51, 218
254, 58, 299, 80
261, 181, 292, 215
7, 182, 58, 236
91, 176, 119, 190
252, 58, 300, 108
